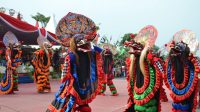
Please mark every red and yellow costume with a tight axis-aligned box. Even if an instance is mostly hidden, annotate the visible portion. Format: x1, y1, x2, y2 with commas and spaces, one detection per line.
32, 48, 52, 93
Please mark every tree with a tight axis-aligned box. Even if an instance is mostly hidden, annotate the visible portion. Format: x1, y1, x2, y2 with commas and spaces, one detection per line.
96, 23, 101, 31
31, 13, 50, 27
113, 33, 134, 66
153, 45, 160, 52
119, 33, 132, 46
96, 25, 100, 31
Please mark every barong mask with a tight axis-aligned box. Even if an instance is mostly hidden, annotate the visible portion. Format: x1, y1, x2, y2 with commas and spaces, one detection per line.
163, 30, 200, 112
56, 12, 97, 52
170, 41, 190, 58
43, 42, 53, 51
168, 30, 199, 58
102, 45, 112, 56
3, 31, 21, 50
74, 34, 94, 52
3, 31, 21, 59
37, 36, 53, 55
124, 38, 144, 55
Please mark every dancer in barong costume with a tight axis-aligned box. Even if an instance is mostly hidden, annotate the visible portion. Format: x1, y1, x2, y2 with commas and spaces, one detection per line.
0, 31, 22, 94
47, 12, 104, 112
32, 30, 53, 93
99, 43, 118, 96
124, 25, 164, 112
164, 29, 200, 112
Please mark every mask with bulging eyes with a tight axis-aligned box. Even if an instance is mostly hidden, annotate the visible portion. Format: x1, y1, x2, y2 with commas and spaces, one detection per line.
9, 43, 21, 50
170, 41, 190, 57
103, 48, 112, 56
102, 45, 111, 56
73, 34, 93, 52
124, 39, 144, 55
43, 42, 52, 51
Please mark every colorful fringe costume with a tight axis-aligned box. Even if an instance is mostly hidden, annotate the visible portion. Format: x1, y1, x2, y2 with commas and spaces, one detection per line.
32, 49, 52, 93
124, 25, 164, 112
160, 85, 168, 102
31, 28, 53, 93
47, 12, 103, 112
159, 59, 168, 102
164, 30, 200, 112
199, 75, 200, 108
0, 46, 22, 94
99, 48, 118, 96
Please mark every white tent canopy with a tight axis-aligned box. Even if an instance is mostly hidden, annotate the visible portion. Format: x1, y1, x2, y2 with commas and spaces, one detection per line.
46, 14, 57, 34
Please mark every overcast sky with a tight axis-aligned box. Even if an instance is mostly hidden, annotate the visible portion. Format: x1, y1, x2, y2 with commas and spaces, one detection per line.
1, 0, 200, 47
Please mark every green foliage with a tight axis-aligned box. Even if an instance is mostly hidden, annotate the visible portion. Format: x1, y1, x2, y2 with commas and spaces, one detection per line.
100, 35, 110, 43
24, 66, 34, 80
119, 33, 132, 45
50, 70, 60, 79
152, 45, 160, 52
50, 72, 56, 79
96, 25, 100, 31
0, 72, 3, 80
31, 12, 50, 27
114, 46, 130, 66
27, 71, 34, 80
96, 23, 101, 31
113, 33, 133, 66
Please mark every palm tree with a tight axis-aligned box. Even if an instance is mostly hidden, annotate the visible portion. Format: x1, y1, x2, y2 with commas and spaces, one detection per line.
31, 13, 50, 27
